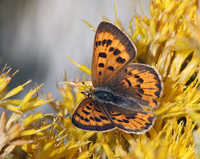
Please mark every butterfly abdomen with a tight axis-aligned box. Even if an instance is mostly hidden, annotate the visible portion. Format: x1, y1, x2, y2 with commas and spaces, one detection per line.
92, 87, 142, 110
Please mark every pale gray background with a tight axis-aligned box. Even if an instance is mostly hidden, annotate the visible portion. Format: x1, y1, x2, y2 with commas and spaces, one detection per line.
0, 0, 149, 113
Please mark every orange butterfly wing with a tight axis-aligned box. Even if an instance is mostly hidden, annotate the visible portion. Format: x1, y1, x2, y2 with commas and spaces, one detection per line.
72, 98, 115, 132
91, 21, 137, 87
72, 98, 156, 133
104, 104, 156, 134
108, 63, 163, 108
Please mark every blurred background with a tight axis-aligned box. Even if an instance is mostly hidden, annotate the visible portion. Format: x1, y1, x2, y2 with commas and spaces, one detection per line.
0, 0, 149, 113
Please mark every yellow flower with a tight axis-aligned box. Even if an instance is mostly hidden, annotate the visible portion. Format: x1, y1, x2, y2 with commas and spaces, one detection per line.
0, 66, 52, 158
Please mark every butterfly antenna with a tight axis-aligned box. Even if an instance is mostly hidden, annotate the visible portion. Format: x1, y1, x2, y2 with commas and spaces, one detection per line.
64, 94, 87, 118
82, 81, 90, 90
80, 81, 91, 97
65, 81, 90, 118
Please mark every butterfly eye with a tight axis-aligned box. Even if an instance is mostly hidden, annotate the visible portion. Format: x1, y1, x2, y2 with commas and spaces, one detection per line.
81, 90, 89, 96
81, 89, 93, 98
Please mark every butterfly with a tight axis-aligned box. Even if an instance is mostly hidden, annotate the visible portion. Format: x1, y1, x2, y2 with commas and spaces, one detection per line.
71, 21, 163, 134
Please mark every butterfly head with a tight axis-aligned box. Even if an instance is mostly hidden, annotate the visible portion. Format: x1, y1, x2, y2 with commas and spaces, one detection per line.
81, 89, 92, 97
80, 81, 94, 98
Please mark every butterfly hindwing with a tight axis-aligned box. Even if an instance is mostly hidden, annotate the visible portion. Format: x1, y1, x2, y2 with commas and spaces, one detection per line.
72, 98, 115, 132
91, 21, 137, 87
109, 63, 163, 108
104, 104, 156, 134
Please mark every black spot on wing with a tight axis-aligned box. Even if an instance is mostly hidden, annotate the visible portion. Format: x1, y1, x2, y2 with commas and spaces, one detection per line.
83, 110, 90, 115
75, 112, 80, 117
128, 72, 132, 75
107, 40, 112, 47
109, 47, 114, 52
139, 88, 144, 94
102, 39, 107, 46
85, 118, 89, 122
113, 49, 121, 55
123, 119, 129, 123
99, 52, 107, 58
112, 113, 122, 116
98, 63, 104, 68
134, 75, 140, 78
125, 78, 131, 87
95, 108, 101, 113
86, 105, 92, 110
112, 117, 116, 120
138, 78, 144, 83
98, 41, 101, 46
80, 116, 84, 120
116, 57, 125, 64
95, 117, 101, 122
136, 93, 142, 98
108, 66, 114, 71
136, 84, 141, 88
100, 115, 109, 121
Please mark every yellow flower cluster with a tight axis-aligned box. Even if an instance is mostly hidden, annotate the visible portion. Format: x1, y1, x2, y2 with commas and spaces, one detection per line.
0, 66, 54, 158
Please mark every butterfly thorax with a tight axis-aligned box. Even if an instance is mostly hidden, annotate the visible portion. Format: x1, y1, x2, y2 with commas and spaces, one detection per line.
90, 87, 142, 110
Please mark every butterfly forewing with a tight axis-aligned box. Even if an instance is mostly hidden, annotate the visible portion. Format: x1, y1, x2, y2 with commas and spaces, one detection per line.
91, 21, 137, 87
72, 98, 115, 132
109, 63, 163, 108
